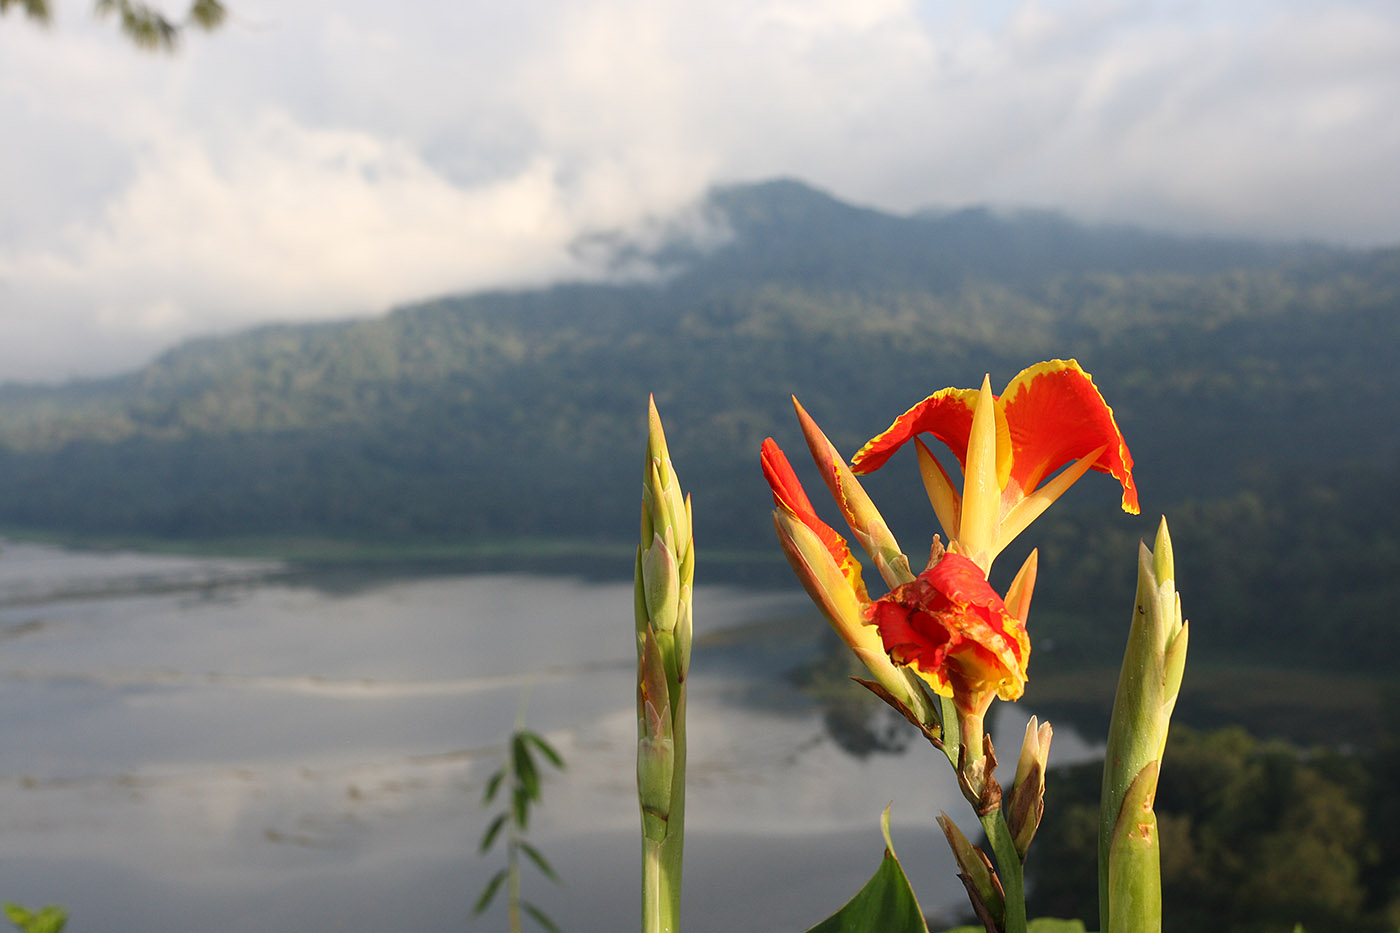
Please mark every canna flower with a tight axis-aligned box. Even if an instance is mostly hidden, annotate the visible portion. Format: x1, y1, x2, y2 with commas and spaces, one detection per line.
761, 399, 1039, 756
851, 359, 1138, 573
870, 547, 1035, 769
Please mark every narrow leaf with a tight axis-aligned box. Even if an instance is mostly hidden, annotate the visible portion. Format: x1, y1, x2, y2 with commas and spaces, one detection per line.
520, 840, 560, 883
522, 901, 562, 933
482, 768, 506, 805
472, 869, 508, 915
513, 785, 530, 830
478, 813, 507, 853
514, 734, 541, 801
523, 731, 566, 770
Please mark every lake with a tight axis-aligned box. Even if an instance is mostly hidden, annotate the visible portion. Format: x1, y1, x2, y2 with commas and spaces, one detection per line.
0, 541, 1098, 931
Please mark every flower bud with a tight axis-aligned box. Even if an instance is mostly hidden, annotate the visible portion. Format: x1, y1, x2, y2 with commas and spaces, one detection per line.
637, 631, 675, 843
1007, 715, 1053, 859
937, 812, 1005, 931
1099, 517, 1187, 933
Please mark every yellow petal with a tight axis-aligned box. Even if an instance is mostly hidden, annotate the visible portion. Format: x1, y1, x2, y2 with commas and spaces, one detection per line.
993, 445, 1107, 560
915, 437, 961, 543
958, 374, 1000, 572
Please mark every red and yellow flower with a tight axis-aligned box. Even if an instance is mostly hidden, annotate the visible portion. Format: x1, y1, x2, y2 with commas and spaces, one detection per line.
761, 360, 1136, 763
852, 359, 1138, 573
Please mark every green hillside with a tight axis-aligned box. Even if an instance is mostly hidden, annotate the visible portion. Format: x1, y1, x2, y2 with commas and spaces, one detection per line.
0, 179, 1396, 676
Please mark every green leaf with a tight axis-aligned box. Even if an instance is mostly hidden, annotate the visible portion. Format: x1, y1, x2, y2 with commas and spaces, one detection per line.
478, 813, 507, 853
3, 905, 70, 933
522, 730, 565, 770
513, 785, 531, 830
34, 908, 67, 933
521, 901, 561, 933
188, 0, 226, 30
1107, 762, 1161, 933
482, 767, 506, 805
0, 1, 52, 25
520, 840, 560, 883
513, 733, 541, 801
803, 809, 929, 933
939, 922, 1086, 933
472, 868, 508, 916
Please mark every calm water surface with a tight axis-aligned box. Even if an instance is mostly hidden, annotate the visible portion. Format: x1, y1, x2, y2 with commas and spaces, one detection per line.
0, 541, 1096, 931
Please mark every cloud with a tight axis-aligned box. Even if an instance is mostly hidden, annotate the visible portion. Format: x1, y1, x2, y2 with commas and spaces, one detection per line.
0, 110, 612, 380
1, 0, 1399, 381
829, 2, 1400, 240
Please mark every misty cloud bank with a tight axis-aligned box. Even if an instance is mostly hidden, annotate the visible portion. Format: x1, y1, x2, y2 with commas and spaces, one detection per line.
2, 0, 1398, 381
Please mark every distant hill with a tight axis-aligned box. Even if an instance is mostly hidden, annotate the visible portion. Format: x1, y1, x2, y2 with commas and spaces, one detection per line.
0, 178, 1396, 673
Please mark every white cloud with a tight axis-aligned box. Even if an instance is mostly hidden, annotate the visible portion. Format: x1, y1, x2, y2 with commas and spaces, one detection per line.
1, 0, 1399, 381
0, 110, 614, 380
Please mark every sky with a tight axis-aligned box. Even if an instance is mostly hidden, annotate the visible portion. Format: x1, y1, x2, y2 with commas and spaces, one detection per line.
1, 0, 1398, 383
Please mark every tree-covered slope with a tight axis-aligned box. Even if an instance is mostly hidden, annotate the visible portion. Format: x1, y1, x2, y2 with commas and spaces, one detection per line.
0, 179, 1395, 672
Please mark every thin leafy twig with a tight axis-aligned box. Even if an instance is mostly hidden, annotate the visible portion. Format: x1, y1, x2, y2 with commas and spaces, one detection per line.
474, 697, 566, 933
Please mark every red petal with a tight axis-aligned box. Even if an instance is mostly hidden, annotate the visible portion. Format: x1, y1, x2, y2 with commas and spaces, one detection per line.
871, 593, 953, 694
924, 554, 1027, 666
999, 360, 1139, 513
870, 553, 1028, 704
851, 387, 980, 475
761, 438, 868, 598
761, 437, 820, 517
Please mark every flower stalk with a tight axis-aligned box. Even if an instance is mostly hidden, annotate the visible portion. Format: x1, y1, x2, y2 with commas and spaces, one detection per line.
760, 362, 1144, 933
1099, 517, 1188, 933
637, 396, 693, 933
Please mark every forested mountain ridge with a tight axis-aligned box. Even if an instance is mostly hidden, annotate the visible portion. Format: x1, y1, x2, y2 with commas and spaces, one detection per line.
0, 179, 1372, 451
0, 179, 1396, 674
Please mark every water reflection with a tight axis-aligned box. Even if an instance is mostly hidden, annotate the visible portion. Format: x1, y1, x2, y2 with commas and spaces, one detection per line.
0, 541, 1097, 932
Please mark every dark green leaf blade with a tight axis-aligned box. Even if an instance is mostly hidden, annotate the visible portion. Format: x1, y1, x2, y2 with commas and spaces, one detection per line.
522, 730, 566, 770
478, 813, 508, 853
804, 809, 929, 933
482, 767, 506, 805
520, 840, 560, 883
472, 868, 508, 916
938, 922, 1086, 933
521, 901, 561, 933
513, 733, 541, 801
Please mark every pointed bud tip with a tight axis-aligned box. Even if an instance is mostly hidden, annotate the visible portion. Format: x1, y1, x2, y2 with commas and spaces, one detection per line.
1153, 515, 1175, 580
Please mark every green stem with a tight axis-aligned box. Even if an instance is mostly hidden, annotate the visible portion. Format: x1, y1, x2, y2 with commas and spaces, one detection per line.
641, 839, 675, 933
641, 694, 686, 933
980, 810, 1026, 933
507, 830, 522, 933
640, 813, 684, 932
